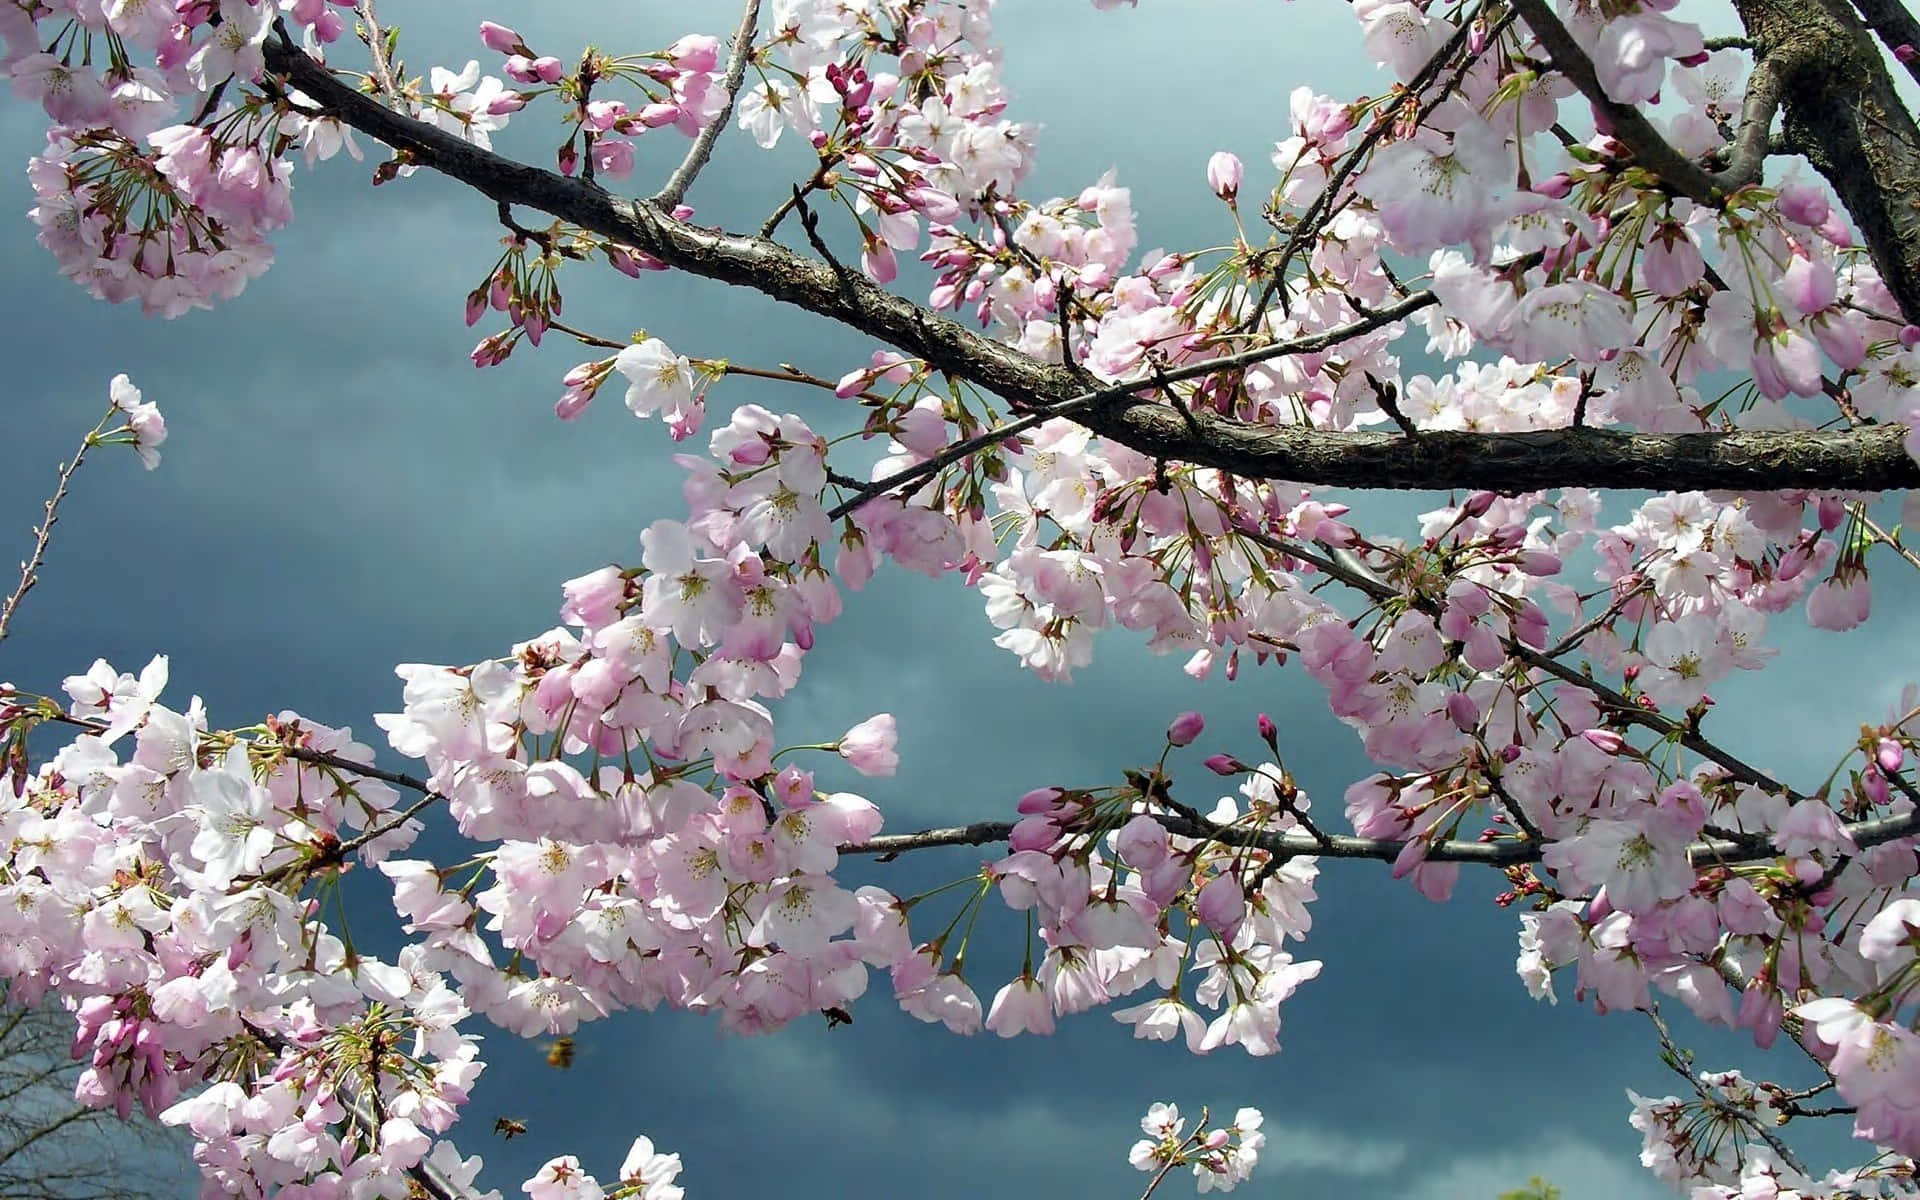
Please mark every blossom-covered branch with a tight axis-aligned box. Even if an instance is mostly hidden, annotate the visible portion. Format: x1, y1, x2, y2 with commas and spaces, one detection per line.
256, 36, 1920, 495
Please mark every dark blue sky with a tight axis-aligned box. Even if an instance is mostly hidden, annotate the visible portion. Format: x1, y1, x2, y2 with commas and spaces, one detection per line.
0, 3, 1899, 1196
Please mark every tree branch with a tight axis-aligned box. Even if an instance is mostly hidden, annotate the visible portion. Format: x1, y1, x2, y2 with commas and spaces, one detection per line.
0, 420, 99, 645
259, 37, 1920, 495
652, 0, 760, 210
1845, 0, 1920, 86
1510, 0, 1743, 199
1714, 53, 1789, 188
1736, 0, 1920, 321
841, 798, 1920, 869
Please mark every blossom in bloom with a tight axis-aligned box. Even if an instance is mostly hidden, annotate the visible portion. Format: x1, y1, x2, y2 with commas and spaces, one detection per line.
618, 1136, 685, 1200
614, 338, 700, 427
108, 374, 167, 468
523, 1155, 604, 1200
986, 973, 1056, 1036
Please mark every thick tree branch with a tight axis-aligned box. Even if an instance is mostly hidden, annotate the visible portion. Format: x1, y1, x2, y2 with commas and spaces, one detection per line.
1715, 54, 1789, 187
1846, 0, 1920, 85
259, 38, 1920, 496
1737, 0, 1920, 321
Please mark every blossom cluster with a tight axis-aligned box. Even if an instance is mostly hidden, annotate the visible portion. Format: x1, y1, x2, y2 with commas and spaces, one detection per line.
7, 0, 1920, 1195
1127, 1102, 1266, 1194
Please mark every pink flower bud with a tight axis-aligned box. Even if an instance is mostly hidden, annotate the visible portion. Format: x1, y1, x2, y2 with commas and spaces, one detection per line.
1586, 886, 1613, 923
1203, 753, 1244, 776
1878, 737, 1905, 773
1864, 765, 1891, 807
1166, 711, 1205, 746
638, 102, 682, 128
1817, 495, 1847, 531
1782, 254, 1838, 315
1461, 490, 1497, 518
1016, 787, 1064, 815
1206, 151, 1243, 201
1194, 874, 1246, 937
862, 240, 898, 284
1580, 728, 1625, 754
478, 21, 524, 55
1391, 836, 1430, 878
1257, 712, 1277, 742
1446, 690, 1479, 732
1776, 540, 1814, 581
906, 187, 961, 223
1776, 183, 1830, 228
1532, 172, 1573, 199
1009, 813, 1063, 851
668, 33, 721, 73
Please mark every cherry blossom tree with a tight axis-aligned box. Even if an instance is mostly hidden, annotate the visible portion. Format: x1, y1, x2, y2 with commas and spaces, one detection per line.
7, 0, 1920, 1196
0, 998, 185, 1199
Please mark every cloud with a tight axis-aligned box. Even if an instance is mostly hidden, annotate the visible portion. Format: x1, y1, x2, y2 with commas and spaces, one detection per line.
1400, 1133, 1669, 1200
693, 1031, 1410, 1193
0, 5, 1894, 1200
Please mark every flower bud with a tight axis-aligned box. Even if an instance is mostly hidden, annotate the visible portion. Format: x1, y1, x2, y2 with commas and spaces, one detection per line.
1580, 728, 1625, 754
1016, 787, 1064, 815
1166, 711, 1205, 746
479, 21, 525, 55
1878, 737, 1905, 773
1532, 172, 1573, 199
1194, 874, 1246, 937
1206, 151, 1243, 201
1776, 183, 1830, 228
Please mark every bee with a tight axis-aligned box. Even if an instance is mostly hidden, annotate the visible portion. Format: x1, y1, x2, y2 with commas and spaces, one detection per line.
494, 1118, 528, 1141
822, 1006, 854, 1029
545, 1036, 576, 1069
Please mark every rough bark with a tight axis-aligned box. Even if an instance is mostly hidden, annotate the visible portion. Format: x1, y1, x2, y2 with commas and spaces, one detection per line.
1845, 0, 1920, 86
261, 37, 1920, 496
1738, 0, 1920, 322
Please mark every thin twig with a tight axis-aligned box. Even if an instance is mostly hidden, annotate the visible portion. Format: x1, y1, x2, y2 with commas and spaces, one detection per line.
0, 414, 107, 645
823, 291, 1439, 521
653, 0, 761, 209
1857, 505, 1920, 573
1250, 2, 1496, 324
1648, 1005, 1812, 1177
354, 0, 403, 101
1365, 372, 1419, 435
